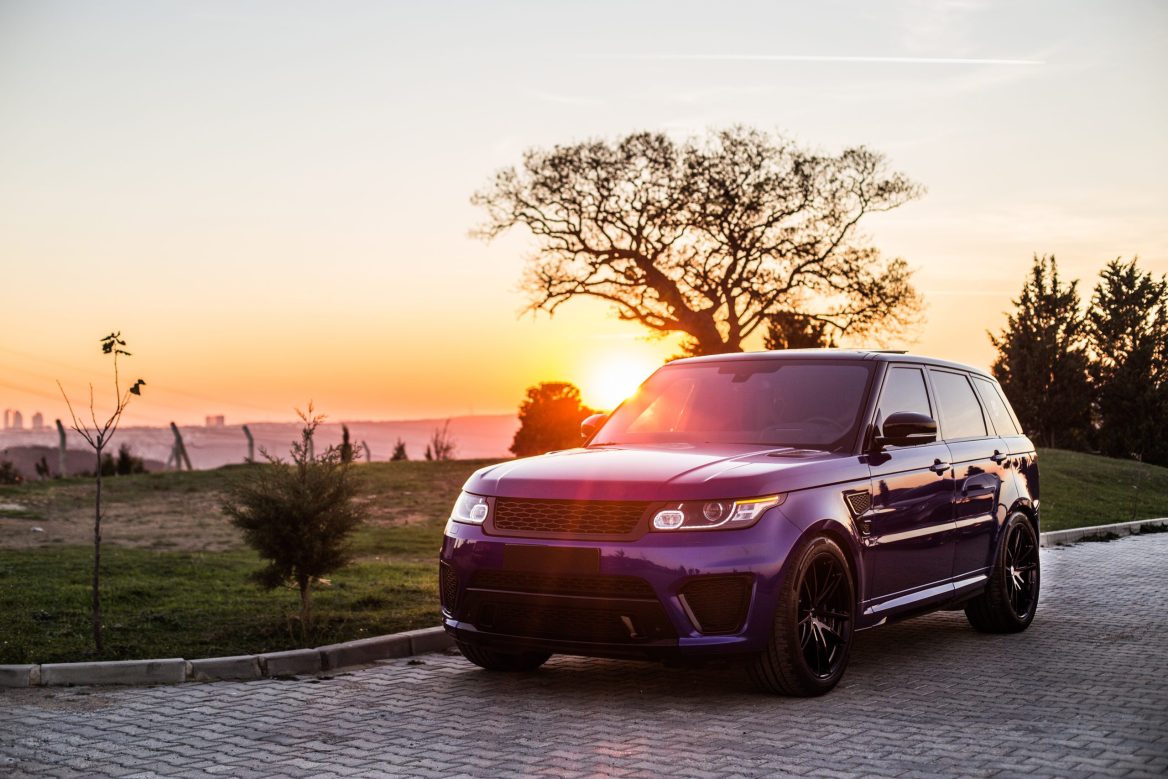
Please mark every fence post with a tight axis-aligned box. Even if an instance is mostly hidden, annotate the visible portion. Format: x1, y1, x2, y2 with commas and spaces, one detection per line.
361, 441, 372, 463
55, 419, 68, 477
169, 422, 193, 471
242, 425, 254, 463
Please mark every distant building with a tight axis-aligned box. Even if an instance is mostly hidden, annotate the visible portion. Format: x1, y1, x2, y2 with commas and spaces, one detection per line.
2, 410, 8, 430
31, 412, 44, 431
10, 410, 22, 430
205, 415, 226, 428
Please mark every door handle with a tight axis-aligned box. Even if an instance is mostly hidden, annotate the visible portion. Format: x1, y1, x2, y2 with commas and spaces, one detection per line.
930, 459, 950, 474
991, 450, 1008, 465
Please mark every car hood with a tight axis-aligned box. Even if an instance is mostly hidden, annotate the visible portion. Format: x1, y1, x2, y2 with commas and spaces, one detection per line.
464, 443, 866, 501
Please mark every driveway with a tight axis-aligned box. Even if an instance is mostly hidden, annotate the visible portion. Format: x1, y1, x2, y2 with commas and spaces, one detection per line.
2, 534, 1166, 778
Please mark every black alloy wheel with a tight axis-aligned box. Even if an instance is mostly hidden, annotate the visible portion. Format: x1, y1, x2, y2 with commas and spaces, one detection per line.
965, 512, 1040, 633
798, 551, 853, 678
750, 536, 855, 696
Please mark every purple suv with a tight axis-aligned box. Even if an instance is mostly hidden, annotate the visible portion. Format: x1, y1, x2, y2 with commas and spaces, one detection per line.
439, 350, 1040, 695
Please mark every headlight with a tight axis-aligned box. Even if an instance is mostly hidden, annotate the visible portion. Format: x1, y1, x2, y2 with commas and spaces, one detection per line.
451, 491, 490, 524
651, 495, 784, 531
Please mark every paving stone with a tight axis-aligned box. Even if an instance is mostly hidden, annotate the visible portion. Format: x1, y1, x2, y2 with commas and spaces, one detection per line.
1, 534, 1167, 777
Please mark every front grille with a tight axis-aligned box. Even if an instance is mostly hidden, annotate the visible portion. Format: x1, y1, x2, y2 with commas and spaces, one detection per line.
470, 570, 656, 600
492, 498, 648, 536
472, 599, 676, 643
679, 575, 753, 634
439, 563, 459, 611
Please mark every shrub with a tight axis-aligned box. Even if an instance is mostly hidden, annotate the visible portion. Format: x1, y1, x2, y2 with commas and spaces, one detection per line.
221, 409, 367, 634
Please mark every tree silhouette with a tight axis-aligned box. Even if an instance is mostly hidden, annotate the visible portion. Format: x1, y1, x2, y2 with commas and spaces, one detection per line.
990, 256, 1092, 449
763, 310, 838, 350
1085, 258, 1168, 464
474, 126, 922, 355
511, 382, 595, 457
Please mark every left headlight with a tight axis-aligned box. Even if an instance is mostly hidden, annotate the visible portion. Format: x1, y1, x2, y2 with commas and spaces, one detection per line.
651, 495, 784, 531
451, 491, 490, 525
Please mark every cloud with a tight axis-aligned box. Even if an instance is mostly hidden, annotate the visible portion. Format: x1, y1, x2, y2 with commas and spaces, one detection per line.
617, 54, 1043, 66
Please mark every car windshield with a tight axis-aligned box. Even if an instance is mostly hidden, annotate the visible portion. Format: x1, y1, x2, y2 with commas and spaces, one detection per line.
590, 359, 874, 451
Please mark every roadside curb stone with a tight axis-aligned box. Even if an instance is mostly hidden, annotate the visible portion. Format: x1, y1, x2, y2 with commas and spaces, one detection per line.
188, 654, 263, 682
0, 626, 452, 688
318, 634, 412, 671
1040, 517, 1167, 547
0, 665, 38, 688
40, 658, 186, 686
260, 648, 322, 677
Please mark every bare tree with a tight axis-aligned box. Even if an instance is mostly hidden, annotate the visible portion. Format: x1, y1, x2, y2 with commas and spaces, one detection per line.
424, 420, 457, 461
56, 332, 145, 652
473, 126, 923, 355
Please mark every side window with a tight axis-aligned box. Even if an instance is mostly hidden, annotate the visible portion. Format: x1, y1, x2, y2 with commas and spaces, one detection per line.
930, 370, 988, 440
973, 378, 1020, 435
877, 367, 932, 420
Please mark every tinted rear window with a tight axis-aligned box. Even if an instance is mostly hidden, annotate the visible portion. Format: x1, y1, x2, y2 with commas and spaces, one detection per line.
973, 378, 1020, 435
930, 370, 988, 440
592, 360, 874, 451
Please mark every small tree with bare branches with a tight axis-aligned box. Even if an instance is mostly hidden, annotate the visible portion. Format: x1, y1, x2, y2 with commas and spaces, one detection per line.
57, 332, 145, 652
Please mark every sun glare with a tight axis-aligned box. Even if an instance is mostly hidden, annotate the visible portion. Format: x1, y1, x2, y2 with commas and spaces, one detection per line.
582, 354, 659, 411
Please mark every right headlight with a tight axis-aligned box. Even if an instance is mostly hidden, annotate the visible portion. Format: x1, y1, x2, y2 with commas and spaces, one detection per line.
450, 491, 490, 525
651, 495, 784, 531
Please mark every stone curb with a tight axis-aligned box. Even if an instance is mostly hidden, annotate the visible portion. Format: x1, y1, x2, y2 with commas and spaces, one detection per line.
5, 518, 1165, 689
1039, 517, 1168, 548
0, 626, 453, 689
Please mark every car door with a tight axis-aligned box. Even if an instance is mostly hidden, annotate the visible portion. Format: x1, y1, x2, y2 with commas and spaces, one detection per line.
928, 369, 1006, 581
863, 365, 956, 611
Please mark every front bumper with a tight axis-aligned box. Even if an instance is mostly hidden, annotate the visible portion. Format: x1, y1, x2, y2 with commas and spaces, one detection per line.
438, 508, 804, 660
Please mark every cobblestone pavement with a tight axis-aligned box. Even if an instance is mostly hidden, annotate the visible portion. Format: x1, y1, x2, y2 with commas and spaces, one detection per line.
3, 534, 1166, 778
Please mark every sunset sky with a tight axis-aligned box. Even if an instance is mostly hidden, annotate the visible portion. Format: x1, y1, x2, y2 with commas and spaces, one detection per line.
1, 1, 1165, 427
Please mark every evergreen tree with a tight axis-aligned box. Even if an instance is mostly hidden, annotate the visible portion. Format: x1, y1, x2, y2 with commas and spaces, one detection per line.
990, 255, 1092, 448
1085, 258, 1168, 464
510, 382, 594, 457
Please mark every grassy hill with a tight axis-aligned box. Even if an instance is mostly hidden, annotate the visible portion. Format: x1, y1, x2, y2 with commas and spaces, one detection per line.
0, 449, 1164, 663
1034, 448, 1168, 531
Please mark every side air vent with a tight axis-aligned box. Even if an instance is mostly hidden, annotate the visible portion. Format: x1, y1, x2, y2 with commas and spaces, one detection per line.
843, 490, 872, 517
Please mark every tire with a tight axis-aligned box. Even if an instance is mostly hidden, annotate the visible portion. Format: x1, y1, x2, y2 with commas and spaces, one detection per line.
456, 641, 551, 672
965, 512, 1040, 633
749, 536, 855, 697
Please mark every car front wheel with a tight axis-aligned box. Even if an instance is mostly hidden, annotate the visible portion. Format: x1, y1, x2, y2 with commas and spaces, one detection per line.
749, 535, 855, 696
964, 512, 1040, 633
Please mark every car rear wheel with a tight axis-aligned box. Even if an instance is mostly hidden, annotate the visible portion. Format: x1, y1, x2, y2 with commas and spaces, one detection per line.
749, 536, 855, 696
456, 641, 552, 672
964, 512, 1040, 633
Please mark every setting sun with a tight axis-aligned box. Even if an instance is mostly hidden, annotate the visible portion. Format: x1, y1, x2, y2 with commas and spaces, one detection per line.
579, 353, 661, 411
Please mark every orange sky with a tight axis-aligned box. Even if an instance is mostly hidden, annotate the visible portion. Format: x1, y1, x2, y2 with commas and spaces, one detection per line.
1, 1, 1165, 427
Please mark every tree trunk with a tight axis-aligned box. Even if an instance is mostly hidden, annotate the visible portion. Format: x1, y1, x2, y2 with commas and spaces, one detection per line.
93, 446, 103, 653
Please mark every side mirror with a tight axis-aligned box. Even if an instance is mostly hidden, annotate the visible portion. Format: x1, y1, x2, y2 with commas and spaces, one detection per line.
580, 413, 608, 441
876, 411, 937, 448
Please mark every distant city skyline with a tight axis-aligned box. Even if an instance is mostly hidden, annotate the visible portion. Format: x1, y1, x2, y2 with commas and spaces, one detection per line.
1, 1, 1165, 426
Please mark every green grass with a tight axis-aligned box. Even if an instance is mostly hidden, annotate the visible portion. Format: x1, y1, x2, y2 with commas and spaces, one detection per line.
0, 450, 1165, 663
1035, 448, 1168, 531
0, 548, 439, 664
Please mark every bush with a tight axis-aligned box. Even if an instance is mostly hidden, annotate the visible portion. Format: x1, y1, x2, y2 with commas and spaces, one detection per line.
221, 410, 367, 634
0, 460, 23, 485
